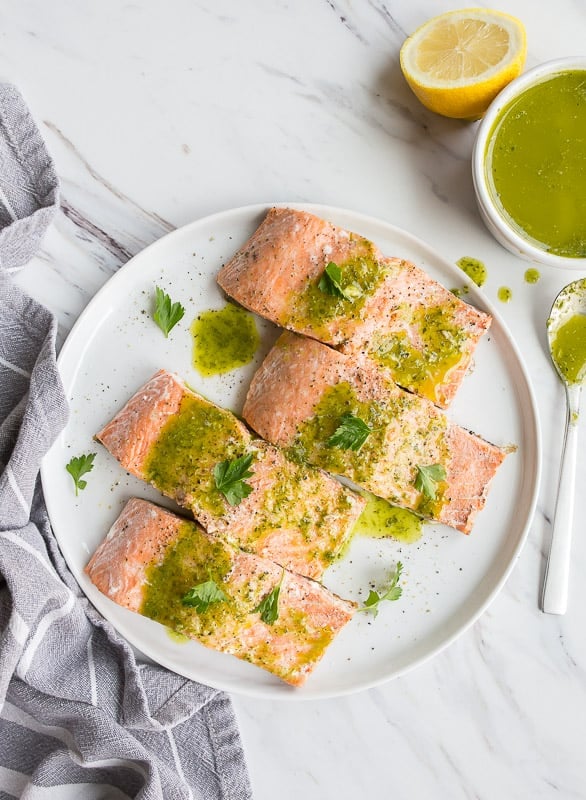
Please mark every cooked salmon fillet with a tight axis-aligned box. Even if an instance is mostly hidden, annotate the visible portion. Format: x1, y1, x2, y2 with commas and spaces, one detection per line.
96, 370, 364, 579
243, 332, 506, 534
217, 207, 491, 408
86, 498, 355, 687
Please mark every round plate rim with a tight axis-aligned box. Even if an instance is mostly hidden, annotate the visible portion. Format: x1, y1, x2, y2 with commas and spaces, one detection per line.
42, 201, 542, 700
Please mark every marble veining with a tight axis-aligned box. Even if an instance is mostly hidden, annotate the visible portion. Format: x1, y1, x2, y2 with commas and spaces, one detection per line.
5, 0, 586, 798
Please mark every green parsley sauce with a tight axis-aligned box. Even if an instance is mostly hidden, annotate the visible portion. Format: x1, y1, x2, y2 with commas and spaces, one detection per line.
353, 490, 423, 543
142, 392, 350, 564
288, 382, 448, 515
414, 478, 448, 520
550, 313, 586, 384
143, 394, 249, 515
167, 629, 189, 643
524, 268, 540, 284
142, 521, 235, 636
498, 286, 512, 303
250, 455, 355, 565
191, 303, 260, 376
142, 522, 333, 674
456, 256, 487, 287
287, 239, 387, 336
370, 304, 467, 403
252, 611, 336, 671
288, 382, 392, 485
487, 70, 586, 258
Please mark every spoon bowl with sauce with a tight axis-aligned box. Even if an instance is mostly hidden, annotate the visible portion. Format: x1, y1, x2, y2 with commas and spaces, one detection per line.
542, 278, 586, 614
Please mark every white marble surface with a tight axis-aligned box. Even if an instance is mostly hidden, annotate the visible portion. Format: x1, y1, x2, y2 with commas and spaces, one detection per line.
6, 0, 586, 797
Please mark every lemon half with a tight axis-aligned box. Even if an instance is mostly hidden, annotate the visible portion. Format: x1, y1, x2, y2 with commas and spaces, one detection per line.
400, 9, 527, 119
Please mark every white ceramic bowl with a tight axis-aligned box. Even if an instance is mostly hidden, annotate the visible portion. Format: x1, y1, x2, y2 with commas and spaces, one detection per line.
472, 57, 586, 269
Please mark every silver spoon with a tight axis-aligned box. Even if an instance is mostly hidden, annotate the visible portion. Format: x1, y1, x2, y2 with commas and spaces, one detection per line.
542, 278, 586, 615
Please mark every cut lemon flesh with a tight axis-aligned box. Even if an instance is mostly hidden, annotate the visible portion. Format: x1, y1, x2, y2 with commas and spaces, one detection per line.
400, 9, 527, 119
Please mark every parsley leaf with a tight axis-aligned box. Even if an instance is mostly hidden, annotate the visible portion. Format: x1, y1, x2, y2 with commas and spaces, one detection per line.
414, 464, 447, 500
360, 562, 403, 617
318, 262, 362, 301
327, 413, 372, 451
253, 570, 285, 625
65, 452, 96, 497
213, 453, 255, 506
182, 579, 228, 613
153, 286, 185, 337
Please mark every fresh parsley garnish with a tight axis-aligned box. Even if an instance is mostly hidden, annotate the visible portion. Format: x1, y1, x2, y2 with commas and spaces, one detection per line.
318, 261, 362, 301
414, 464, 447, 500
253, 570, 285, 625
327, 413, 372, 451
153, 286, 185, 337
65, 452, 96, 497
213, 453, 255, 506
182, 579, 228, 613
360, 562, 403, 617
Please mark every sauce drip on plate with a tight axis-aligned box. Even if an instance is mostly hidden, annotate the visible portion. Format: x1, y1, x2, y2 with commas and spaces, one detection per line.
352, 490, 424, 544
191, 303, 260, 376
456, 256, 487, 287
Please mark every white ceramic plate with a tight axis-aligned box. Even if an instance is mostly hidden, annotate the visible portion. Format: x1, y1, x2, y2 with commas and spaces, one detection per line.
41, 203, 541, 699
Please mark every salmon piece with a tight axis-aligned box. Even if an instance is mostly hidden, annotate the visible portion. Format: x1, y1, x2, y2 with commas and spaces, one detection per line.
96, 370, 364, 580
243, 332, 506, 534
86, 498, 355, 687
217, 207, 491, 408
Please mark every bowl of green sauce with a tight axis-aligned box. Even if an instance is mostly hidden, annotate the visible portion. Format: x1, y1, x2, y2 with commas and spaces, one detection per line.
473, 57, 586, 268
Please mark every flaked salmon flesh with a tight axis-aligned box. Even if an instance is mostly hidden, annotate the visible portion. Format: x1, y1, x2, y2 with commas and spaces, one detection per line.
217, 207, 491, 408
96, 370, 365, 580
243, 332, 506, 534
86, 498, 355, 687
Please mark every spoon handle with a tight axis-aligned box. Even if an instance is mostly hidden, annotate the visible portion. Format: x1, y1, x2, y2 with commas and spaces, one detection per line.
541, 384, 581, 615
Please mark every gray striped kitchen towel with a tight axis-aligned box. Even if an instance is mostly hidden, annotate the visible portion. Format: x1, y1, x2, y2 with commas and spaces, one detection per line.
0, 84, 251, 800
